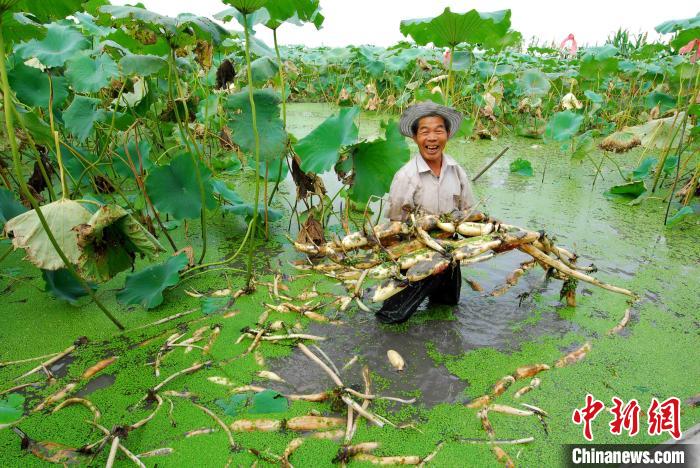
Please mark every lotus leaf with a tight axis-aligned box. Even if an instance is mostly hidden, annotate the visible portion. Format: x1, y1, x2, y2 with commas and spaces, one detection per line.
145, 152, 216, 220
114, 138, 153, 178
296, 106, 359, 174
42, 268, 96, 304
250, 56, 278, 85
8, 62, 68, 109
0, 393, 24, 424
119, 54, 167, 76
3, 199, 91, 270
400, 8, 521, 49
222, 0, 269, 15
517, 69, 550, 98
544, 110, 583, 142
0, 188, 27, 230
116, 252, 189, 309
510, 158, 534, 177
65, 52, 119, 93
263, 0, 323, 30
63, 95, 108, 142
344, 120, 410, 204
15, 23, 89, 67
250, 389, 288, 414
603, 180, 647, 201
225, 88, 286, 162
75, 204, 164, 282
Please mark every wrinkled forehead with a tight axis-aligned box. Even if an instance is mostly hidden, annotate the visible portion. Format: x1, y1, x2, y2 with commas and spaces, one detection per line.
416, 115, 447, 130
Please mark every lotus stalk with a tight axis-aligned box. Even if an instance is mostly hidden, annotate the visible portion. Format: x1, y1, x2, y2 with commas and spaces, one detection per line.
268, 28, 288, 205
242, 13, 263, 289
0, 23, 124, 330
168, 51, 208, 263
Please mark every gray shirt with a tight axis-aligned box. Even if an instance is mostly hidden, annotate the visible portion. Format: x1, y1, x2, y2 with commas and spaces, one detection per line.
386, 153, 476, 222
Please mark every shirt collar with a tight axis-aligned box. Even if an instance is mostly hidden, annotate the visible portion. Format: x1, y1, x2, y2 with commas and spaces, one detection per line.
415, 153, 457, 173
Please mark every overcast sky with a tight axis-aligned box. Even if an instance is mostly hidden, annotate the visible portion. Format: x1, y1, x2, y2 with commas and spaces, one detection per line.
112, 1, 698, 48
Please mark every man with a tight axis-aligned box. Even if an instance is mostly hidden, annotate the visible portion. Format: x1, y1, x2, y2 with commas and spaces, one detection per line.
376, 101, 476, 324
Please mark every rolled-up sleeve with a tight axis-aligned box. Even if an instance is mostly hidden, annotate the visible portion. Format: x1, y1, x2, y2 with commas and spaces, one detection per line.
387, 171, 414, 222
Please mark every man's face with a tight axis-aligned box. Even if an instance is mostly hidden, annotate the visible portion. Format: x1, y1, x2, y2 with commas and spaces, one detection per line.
412, 115, 448, 164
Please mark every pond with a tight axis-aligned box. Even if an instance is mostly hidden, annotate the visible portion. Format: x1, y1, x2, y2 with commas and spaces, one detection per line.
0, 103, 698, 467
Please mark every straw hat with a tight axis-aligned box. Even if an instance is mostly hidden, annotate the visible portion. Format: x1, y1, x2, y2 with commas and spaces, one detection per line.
398, 101, 463, 138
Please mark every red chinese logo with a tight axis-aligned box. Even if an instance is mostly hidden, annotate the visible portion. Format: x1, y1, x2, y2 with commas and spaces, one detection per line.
609, 397, 640, 436
572, 393, 605, 441
647, 397, 681, 440
573, 395, 682, 441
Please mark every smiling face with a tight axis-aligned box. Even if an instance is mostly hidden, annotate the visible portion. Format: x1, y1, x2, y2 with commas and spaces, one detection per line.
412, 115, 448, 164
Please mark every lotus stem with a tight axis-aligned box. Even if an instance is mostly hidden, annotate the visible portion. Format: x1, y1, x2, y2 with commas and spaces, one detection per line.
519, 244, 635, 297
243, 13, 262, 289
268, 28, 288, 205
168, 51, 208, 263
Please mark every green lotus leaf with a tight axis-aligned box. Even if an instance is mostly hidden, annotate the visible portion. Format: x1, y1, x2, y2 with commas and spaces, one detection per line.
666, 205, 697, 227
544, 110, 583, 142
8, 0, 84, 23
225, 203, 282, 222
263, 0, 323, 29
365, 60, 385, 78
630, 157, 658, 180
116, 252, 189, 309
100, 6, 227, 44
0, 188, 27, 230
8, 62, 68, 109
248, 158, 289, 181
250, 56, 278, 85
344, 120, 410, 204
655, 13, 700, 34
212, 179, 245, 206
75, 204, 164, 283
15, 23, 89, 68
516, 68, 550, 98
0, 393, 24, 424
645, 91, 676, 113
102, 27, 170, 56
3, 199, 91, 270
222, 0, 269, 15
296, 106, 359, 174
42, 268, 96, 304
603, 180, 647, 201
216, 393, 249, 416
214, 8, 269, 28
200, 296, 230, 315
509, 158, 534, 177
578, 56, 619, 79
114, 138, 153, 178
119, 54, 167, 76
225, 88, 286, 162
196, 94, 219, 122
584, 90, 604, 103
145, 152, 216, 220
571, 131, 595, 161
65, 52, 119, 93
73, 11, 114, 38
63, 95, 108, 142
250, 389, 288, 414
400, 8, 521, 49
14, 107, 53, 145
450, 50, 473, 71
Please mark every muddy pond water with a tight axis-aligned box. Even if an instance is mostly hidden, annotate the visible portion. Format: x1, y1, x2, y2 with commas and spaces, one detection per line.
255, 103, 694, 408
